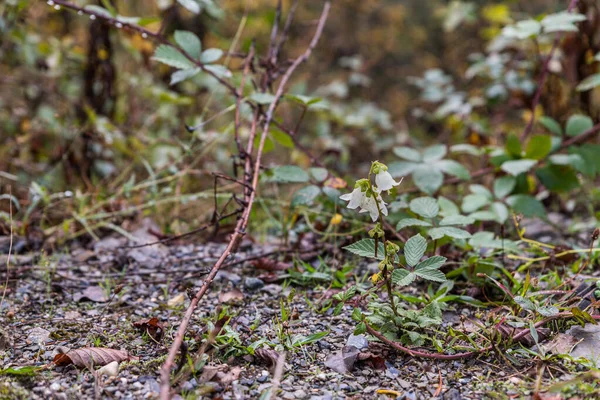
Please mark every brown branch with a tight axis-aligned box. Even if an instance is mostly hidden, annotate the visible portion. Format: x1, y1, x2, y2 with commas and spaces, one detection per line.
158, 3, 331, 398
521, 0, 580, 141
49, 0, 325, 171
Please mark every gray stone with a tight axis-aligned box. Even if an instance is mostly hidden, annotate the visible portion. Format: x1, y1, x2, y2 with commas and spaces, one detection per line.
345, 334, 368, 350
244, 277, 265, 291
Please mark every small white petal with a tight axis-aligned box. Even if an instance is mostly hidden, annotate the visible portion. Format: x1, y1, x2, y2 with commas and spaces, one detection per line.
340, 188, 365, 209
375, 171, 400, 191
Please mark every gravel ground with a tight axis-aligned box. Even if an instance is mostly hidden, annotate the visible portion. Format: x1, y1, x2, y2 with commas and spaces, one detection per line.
0, 223, 571, 399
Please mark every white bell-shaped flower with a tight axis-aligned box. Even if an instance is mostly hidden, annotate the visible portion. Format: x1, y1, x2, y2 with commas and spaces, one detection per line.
375, 169, 400, 192
339, 187, 365, 210
358, 191, 387, 222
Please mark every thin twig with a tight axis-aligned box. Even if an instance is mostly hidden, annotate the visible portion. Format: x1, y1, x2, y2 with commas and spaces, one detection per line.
0, 187, 13, 312
158, 4, 331, 398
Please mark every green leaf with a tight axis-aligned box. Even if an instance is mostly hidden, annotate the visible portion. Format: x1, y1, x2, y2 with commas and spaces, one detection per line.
291, 185, 320, 207
292, 331, 328, 346
537, 305, 559, 317
450, 144, 483, 156
428, 227, 472, 240
152, 45, 195, 69
506, 195, 546, 218
502, 19, 541, 39
435, 160, 470, 180
396, 218, 432, 230
493, 176, 516, 199
309, 167, 328, 182
536, 165, 580, 192
461, 194, 490, 213
170, 68, 201, 85
404, 234, 427, 267
270, 128, 294, 148
0, 366, 40, 376
566, 114, 593, 137
577, 73, 600, 92
500, 159, 537, 176
393, 146, 422, 162
174, 30, 202, 60
514, 296, 535, 311
203, 64, 232, 78
409, 197, 439, 219
388, 161, 419, 176
343, 239, 385, 260
249, 92, 277, 105
525, 135, 552, 160
469, 184, 493, 199
415, 255, 447, 270
269, 165, 309, 183
548, 154, 584, 166
569, 144, 600, 177
505, 134, 522, 157
469, 210, 498, 221
414, 267, 446, 283
200, 48, 223, 63
413, 166, 444, 195
438, 196, 459, 216
422, 144, 447, 162
539, 116, 563, 135
492, 201, 510, 223
439, 215, 474, 226
392, 269, 416, 287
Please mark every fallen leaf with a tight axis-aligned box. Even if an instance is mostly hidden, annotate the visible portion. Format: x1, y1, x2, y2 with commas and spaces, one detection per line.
324, 177, 347, 189
200, 365, 241, 385
54, 347, 138, 368
324, 345, 360, 374
218, 288, 244, 304
357, 351, 386, 370
254, 348, 282, 371
73, 286, 109, 303
133, 317, 165, 341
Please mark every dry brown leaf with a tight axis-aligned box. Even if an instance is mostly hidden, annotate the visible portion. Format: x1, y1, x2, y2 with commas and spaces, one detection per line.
250, 258, 291, 271
200, 365, 241, 385
73, 286, 109, 303
53, 347, 138, 368
133, 317, 165, 341
254, 348, 281, 370
218, 288, 244, 304
324, 177, 347, 189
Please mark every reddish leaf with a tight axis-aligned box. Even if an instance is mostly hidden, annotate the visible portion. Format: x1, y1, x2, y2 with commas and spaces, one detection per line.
133, 317, 165, 341
54, 347, 138, 368
250, 258, 291, 271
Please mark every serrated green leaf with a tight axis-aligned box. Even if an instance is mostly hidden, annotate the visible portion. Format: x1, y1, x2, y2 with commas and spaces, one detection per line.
492, 201, 509, 223
170, 68, 201, 85
404, 234, 427, 267
439, 215, 474, 226
343, 239, 385, 260
388, 161, 419, 176
566, 114, 593, 137
393, 146, 422, 162
422, 144, 447, 162
428, 227, 471, 240
174, 30, 202, 60
461, 194, 490, 213
438, 196, 459, 216
396, 218, 432, 230
501, 159, 537, 176
200, 48, 223, 63
291, 185, 320, 207
415, 255, 447, 270
310, 167, 328, 182
414, 267, 447, 283
203, 64, 232, 78
435, 160, 470, 180
412, 165, 444, 195
514, 295, 535, 311
153, 45, 195, 69
392, 269, 416, 287
409, 197, 439, 219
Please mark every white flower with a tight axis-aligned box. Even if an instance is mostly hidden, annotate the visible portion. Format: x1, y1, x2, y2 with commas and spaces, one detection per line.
339, 187, 366, 210
358, 191, 388, 222
375, 169, 400, 192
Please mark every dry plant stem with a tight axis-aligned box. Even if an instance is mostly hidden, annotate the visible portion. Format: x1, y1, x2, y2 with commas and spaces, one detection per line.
158, 4, 331, 398
234, 46, 255, 155
269, 351, 287, 400
0, 187, 13, 311
521, 0, 579, 141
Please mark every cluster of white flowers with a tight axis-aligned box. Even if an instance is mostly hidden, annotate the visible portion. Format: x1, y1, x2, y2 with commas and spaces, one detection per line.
339, 162, 400, 222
